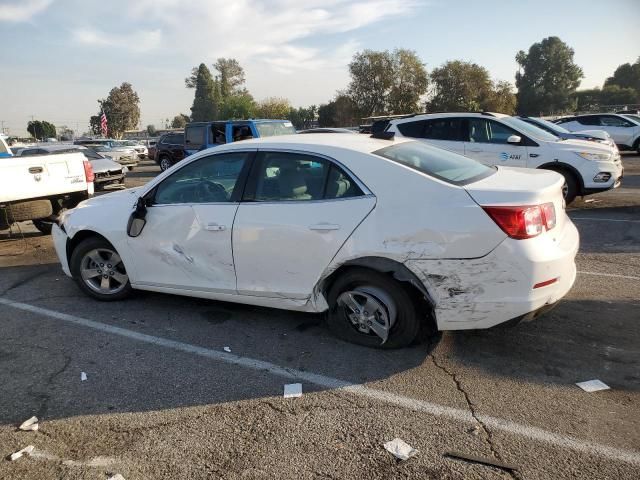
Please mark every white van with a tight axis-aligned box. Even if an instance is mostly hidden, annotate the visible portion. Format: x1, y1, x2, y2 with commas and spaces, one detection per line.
386, 112, 623, 203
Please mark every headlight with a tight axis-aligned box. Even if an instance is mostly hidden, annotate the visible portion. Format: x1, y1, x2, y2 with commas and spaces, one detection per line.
575, 151, 611, 161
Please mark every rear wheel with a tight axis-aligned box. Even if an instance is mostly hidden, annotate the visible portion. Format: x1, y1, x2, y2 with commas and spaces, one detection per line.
159, 156, 172, 172
327, 268, 421, 349
70, 237, 132, 301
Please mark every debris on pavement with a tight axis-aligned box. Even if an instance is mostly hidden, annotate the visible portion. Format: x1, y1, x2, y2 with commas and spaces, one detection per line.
467, 425, 481, 436
576, 379, 610, 392
283, 383, 302, 398
383, 438, 418, 461
107, 475, 126, 480
9, 445, 34, 461
18, 416, 38, 431
445, 451, 517, 472
223, 346, 231, 353
80, 371, 87, 381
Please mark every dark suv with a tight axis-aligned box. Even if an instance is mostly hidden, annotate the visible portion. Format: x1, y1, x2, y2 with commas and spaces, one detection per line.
155, 132, 185, 171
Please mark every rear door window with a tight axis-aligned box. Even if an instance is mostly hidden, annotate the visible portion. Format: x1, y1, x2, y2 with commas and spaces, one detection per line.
424, 118, 466, 140
374, 141, 494, 186
577, 115, 601, 126
397, 120, 427, 138
185, 126, 205, 149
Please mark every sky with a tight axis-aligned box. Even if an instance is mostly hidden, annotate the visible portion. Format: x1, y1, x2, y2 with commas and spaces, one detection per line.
0, 0, 638, 136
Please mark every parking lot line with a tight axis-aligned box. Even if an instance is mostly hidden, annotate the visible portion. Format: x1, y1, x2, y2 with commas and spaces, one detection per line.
570, 217, 640, 223
578, 271, 640, 280
1, 297, 640, 467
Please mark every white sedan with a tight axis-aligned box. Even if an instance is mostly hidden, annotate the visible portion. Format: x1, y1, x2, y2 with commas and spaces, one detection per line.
52, 134, 579, 348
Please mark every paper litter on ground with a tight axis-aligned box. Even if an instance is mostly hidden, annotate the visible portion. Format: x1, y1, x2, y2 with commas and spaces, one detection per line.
10, 445, 34, 461
223, 346, 231, 353
80, 372, 87, 381
107, 474, 126, 480
383, 438, 418, 460
283, 383, 302, 398
576, 379, 610, 392
18, 416, 38, 431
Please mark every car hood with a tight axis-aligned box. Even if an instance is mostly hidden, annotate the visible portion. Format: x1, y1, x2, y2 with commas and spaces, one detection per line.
89, 157, 123, 173
573, 129, 610, 140
552, 138, 614, 154
77, 187, 142, 209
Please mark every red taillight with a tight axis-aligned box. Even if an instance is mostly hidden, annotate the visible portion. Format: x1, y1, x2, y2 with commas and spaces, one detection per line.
83, 160, 95, 183
483, 202, 555, 240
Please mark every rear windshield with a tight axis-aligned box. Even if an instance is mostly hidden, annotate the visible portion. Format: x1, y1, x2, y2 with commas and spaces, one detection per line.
255, 121, 296, 138
373, 141, 494, 186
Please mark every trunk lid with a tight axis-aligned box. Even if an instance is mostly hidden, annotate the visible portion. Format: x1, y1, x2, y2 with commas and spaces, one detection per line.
464, 166, 566, 231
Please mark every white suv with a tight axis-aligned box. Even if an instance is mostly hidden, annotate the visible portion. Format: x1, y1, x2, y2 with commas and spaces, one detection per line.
554, 113, 640, 154
386, 112, 623, 203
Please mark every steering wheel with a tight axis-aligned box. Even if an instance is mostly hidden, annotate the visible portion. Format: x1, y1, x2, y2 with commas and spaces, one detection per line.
196, 180, 228, 202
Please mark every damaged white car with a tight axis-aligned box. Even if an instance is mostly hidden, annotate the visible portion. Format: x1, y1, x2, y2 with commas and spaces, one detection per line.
52, 134, 579, 348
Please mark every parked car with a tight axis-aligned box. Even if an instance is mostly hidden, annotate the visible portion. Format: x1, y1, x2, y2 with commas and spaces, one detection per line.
518, 116, 615, 147
51, 134, 578, 349
84, 144, 138, 170
183, 119, 297, 154
147, 138, 159, 160
554, 113, 640, 154
14, 144, 126, 191
1, 146, 93, 234
0, 136, 12, 158
385, 112, 623, 204
154, 132, 185, 172
120, 140, 148, 158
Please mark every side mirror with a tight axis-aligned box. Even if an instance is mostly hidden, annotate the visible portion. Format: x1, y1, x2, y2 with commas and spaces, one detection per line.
127, 197, 148, 237
507, 135, 522, 144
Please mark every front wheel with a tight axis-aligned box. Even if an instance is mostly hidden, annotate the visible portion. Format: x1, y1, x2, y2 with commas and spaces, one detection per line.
159, 157, 172, 172
326, 268, 421, 349
70, 237, 132, 301
560, 171, 578, 205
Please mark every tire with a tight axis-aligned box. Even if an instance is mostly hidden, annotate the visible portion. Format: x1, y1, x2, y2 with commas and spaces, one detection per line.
33, 219, 53, 235
326, 268, 421, 349
558, 170, 579, 205
2, 200, 52, 223
70, 237, 132, 301
159, 156, 172, 172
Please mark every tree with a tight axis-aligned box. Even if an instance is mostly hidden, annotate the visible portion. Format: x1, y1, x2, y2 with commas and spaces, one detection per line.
188, 63, 217, 121
318, 94, 358, 127
604, 58, 640, 93
574, 85, 640, 111
255, 97, 292, 119
427, 61, 516, 114
146, 124, 157, 136
171, 114, 190, 128
347, 49, 427, 116
89, 115, 101, 136
27, 120, 56, 139
515, 36, 584, 115
219, 92, 256, 119
287, 105, 317, 129
57, 125, 74, 141
95, 82, 141, 138
213, 58, 246, 98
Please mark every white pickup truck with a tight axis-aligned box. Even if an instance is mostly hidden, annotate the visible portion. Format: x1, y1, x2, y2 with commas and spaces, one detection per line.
0, 137, 94, 234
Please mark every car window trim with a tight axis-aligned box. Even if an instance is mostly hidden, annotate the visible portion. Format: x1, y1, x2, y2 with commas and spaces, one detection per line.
148, 150, 257, 206
242, 148, 372, 204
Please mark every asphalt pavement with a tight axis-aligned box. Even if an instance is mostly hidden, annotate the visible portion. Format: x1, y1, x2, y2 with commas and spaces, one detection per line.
1, 154, 639, 479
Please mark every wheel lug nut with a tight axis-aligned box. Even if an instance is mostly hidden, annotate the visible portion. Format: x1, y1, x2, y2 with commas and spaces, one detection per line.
110, 271, 114, 275
107, 264, 112, 268
100, 263, 104, 267
103, 275, 108, 279
97, 270, 102, 274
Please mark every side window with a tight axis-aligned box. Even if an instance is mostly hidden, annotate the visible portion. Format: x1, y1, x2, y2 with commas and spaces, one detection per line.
212, 124, 226, 144
469, 119, 518, 144
154, 152, 249, 205
424, 118, 465, 141
253, 152, 327, 201
325, 164, 364, 199
397, 121, 426, 138
577, 116, 601, 126
185, 126, 205, 149
600, 115, 633, 127
232, 125, 253, 142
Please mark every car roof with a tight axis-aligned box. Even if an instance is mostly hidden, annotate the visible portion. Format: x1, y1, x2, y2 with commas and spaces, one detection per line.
389, 112, 508, 124
216, 132, 413, 154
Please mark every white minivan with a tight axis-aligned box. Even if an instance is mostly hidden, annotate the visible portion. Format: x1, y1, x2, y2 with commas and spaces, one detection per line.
386, 112, 623, 203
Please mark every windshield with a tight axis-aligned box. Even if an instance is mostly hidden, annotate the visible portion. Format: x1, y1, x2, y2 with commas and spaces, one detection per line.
0, 138, 10, 156
622, 114, 640, 124
501, 117, 560, 142
530, 117, 570, 134
255, 121, 297, 138
374, 140, 495, 186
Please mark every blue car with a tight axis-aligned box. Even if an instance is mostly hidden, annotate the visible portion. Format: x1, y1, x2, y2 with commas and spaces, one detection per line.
184, 119, 297, 156
0, 137, 12, 157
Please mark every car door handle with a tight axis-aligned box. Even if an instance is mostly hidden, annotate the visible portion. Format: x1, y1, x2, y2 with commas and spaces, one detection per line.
309, 223, 340, 231
205, 222, 226, 231
28, 166, 43, 174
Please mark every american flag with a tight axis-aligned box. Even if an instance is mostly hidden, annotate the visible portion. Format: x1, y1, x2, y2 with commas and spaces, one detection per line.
100, 112, 108, 136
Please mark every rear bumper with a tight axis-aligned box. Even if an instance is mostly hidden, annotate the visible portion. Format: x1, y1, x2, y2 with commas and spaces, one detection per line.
52, 223, 72, 277
406, 218, 579, 330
